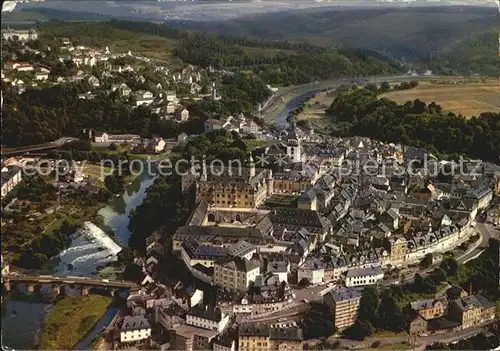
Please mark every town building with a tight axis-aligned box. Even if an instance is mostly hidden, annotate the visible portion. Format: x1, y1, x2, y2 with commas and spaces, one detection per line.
1, 165, 22, 198
169, 324, 218, 351
238, 324, 270, 351
410, 298, 447, 320
269, 327, 304, 351
297, 257, 325, 285
214, 257, 260, 292
238, 324, 304, 351
324, 286, 362, 331
213, 331, 237, 351
195, 157, 273, 209
2, 28, 38, 41
345, 266, 384, 287
119, 316, 152, 343
408, 313, 428, 336
186, 305, 230, 333
449, 295, 496, 330
181, 239, 229, 269
94, 132, 140, 144
135, 90, 154, 106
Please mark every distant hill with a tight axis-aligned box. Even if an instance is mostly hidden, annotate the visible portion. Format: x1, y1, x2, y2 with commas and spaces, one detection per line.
33, 20, 401, 85
167, 6, 500, 76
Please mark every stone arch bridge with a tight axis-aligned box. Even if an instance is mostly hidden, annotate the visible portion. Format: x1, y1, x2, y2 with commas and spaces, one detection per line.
2, 274, 137, 296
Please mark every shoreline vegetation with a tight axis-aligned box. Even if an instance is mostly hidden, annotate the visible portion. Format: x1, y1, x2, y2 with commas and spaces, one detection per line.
38, 295, 112, 350
2, 159, 143, 271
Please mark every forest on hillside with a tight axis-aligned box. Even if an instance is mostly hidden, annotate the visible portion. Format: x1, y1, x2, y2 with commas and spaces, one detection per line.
326, 85, 500, 163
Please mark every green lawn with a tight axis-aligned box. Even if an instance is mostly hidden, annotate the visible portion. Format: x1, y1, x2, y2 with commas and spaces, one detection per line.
242, 139, 271, 150
39, 295, 112, 350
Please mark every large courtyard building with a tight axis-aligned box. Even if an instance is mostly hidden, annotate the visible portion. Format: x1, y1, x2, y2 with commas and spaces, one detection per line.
196, 156, 273, 209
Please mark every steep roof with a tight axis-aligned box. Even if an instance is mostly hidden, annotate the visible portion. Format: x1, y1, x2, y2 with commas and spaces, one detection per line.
217, 256, 259, 272
120, 316, 151, 332
187, 305, 224, 322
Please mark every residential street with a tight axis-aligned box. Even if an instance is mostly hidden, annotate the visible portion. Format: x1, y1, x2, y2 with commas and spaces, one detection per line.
332, 320, 497, 349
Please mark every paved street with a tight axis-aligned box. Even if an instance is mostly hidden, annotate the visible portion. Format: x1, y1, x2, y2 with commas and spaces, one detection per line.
332, 320, 497, 349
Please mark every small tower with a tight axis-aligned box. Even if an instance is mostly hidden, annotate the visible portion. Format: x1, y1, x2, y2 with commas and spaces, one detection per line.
211, 82, 217, 101
266, 169, 274, 197
201, 159, 207, 181
249, 153, 256, 179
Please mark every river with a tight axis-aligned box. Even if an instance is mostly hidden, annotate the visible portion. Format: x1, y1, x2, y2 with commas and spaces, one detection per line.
1, 171, 157, 349
270, 74, 442, 128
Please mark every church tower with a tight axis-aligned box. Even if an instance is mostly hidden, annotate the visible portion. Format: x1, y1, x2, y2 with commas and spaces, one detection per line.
266, 169, 274, 197
248, 153, 256, 179
286, 136, 302, 163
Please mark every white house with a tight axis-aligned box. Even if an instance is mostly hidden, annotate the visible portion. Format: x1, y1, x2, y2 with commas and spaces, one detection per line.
135, 90, 154, 107
34, 71, 49, 81
1, 166, 22, 198
119, 316, 151, 343
165, 90, 177, 102
94, 132, 140, 144
178, 108, 189, 122
298, 258, 325, 285
11, 62, 34, 72
186, 305, 230, 333
345, 266, 384, 287
166, 101, 176, 114
2, 28, 38, 42
181, 239, 229, 269
186, 288, 204, 308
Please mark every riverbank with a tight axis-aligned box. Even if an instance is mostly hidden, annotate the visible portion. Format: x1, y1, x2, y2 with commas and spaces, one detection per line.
39, 295, 113, 350
261, 75, 459, 126
2, 180, 108, 270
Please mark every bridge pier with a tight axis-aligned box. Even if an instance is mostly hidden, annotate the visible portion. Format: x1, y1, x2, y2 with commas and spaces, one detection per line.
27, 282, 35, 293
3, 281, 11, 292
81, 287, 89, 296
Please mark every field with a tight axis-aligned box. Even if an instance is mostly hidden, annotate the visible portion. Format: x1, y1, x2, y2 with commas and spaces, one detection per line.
39, 22, 176, 59
297, 90, 336, 121
380, 81, 500, 117
39, 295, 112, 350
83, 163, 113, 182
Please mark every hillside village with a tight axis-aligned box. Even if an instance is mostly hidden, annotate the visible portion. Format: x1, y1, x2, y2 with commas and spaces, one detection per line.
1, 27, 500, 351
1, 28, 266, 148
